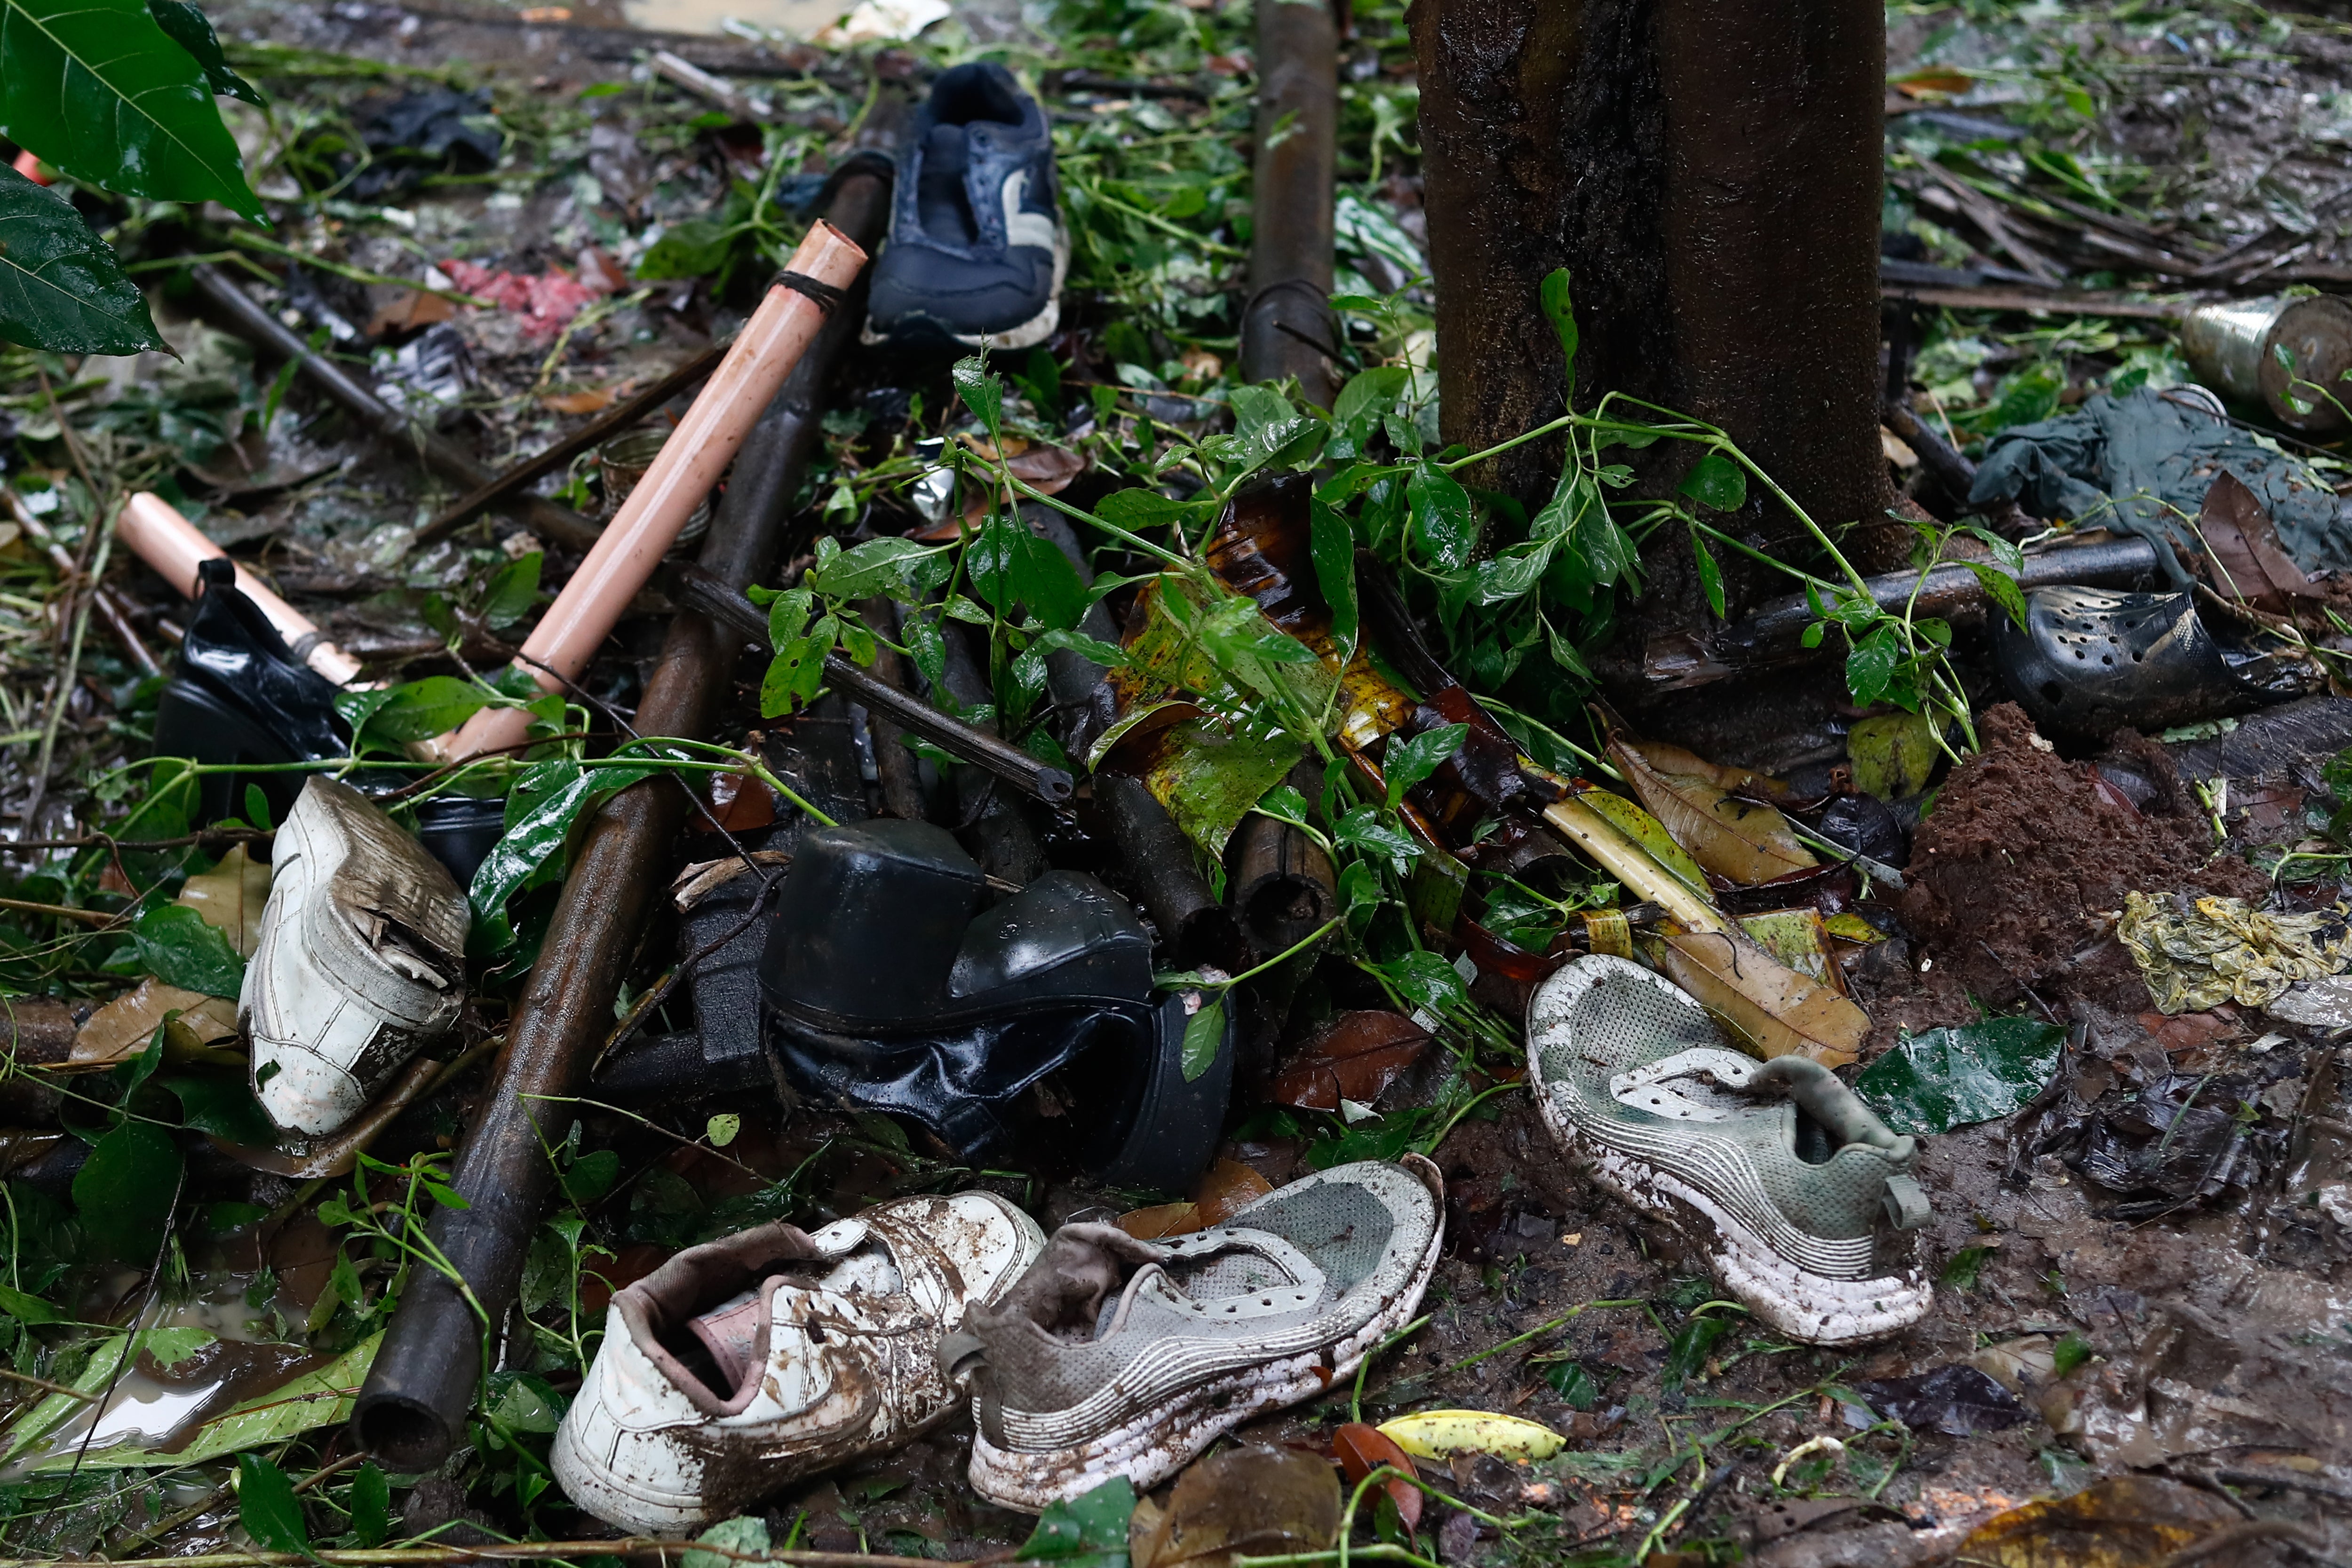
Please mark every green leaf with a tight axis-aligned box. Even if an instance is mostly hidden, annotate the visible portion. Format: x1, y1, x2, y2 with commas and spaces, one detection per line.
348, 1461, 389, 1549
1407, 462, 1477, 569
1094, 486, 1213, 535
1662, 1312, 1735, 1394
953, 356, 1003, 439
469, 760, 657, 952
242, 782, 272, 832
809, 536, 938, 602
635, 216, 734, 281
0, 0, 263, 218
968, 512, 1087, 631
1853, 1017, 2067, 1135
1334, 804, 1420, 870
0, 163, 166, 353
479, 551, 542, 629
73, 1120, 182, 1261
132, 901, 244, 997
1383, 723, 1468, 809
1016, 1476, 1135, 1567
1178, 994, 1225, 1084
1380, 949, 1467, 1016
166, 1073, 277, 1144
683, 1517, 769, 1568
0, 1282, 58, 1323
1538, 267, 1578, 382
358, 676, 492, 745
1309, 499, 1359, 659
2050, 1331, 2091, 1378
1678, 451, 1747, 512
1691, 531, 1725, 619
1543, 1361, 1599, 1409
146, 0, 263, 105
1843, 623, 1901, 708
237, 1452, 311, 1557
561, 1148, 620, 1205
1966, 561, 2029, 631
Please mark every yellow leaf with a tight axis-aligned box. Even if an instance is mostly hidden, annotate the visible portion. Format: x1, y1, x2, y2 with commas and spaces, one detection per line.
1738, 907, 1844, 991
1955, 1475, 2239, 1567
72, 977, 239, 1070
1572, 789, 1714, 903
1378, 1410, 1564, 1463
1610, 737, 1815, 887
1848, 710, 1940, 800
1658, 926, 1869, 1069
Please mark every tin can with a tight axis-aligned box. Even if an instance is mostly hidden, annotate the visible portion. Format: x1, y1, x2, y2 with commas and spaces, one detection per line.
2179, 293, 2352, 432
597, 425, 712, 548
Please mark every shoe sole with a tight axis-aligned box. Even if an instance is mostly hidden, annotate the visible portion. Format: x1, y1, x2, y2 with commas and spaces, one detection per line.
1526, 1011, 1930, 1346
965, 1158, 1443, 1513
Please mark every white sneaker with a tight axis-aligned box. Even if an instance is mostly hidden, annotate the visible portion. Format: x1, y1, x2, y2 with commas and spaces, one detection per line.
241, 777, 469, 1135
552, 1192, 1047, 1535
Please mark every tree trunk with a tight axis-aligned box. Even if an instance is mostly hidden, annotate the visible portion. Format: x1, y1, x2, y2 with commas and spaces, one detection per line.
1410, 0, 1897, 643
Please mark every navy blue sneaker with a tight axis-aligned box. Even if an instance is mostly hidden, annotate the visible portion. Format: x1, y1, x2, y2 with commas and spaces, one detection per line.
866, 63, 1066, 349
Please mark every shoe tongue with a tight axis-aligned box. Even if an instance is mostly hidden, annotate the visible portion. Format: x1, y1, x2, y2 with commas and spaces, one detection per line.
923, 122, 968, 174
687, 1290, 763, 1399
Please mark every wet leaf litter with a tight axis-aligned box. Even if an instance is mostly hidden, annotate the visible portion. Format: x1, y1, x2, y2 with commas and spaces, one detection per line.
0, 0, 2344, 1564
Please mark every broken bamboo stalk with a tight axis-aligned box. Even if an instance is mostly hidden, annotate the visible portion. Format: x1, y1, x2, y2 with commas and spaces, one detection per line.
350, 164, 893, 1471
426, 222, 868, 766
186, 263, 608, 553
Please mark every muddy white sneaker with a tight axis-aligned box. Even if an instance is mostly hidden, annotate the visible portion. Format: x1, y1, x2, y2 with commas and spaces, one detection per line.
241, 777, 468, 1136
946, 1158, 1443, 1513
552, 1192, 1046, 1535
1526, 956, 1931, 1345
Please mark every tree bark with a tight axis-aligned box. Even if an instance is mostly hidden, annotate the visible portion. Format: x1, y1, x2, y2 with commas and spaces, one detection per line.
1411, 0, 1896, 639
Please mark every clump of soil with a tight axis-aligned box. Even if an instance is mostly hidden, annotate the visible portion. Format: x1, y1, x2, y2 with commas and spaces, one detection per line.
1898, 703, 2268, 1008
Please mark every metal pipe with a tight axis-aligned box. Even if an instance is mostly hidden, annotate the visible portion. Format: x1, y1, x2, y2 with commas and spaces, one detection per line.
1240, 0, 1341, 405
187, 263, 608, 553
1714, 534, 2164, 662
350, 166, 894, 1471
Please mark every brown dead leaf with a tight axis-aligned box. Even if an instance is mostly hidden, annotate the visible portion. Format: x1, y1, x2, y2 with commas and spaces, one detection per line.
959, 443, 1089, 523
576, 245, 630, 293
1192, 1157, 1274, 1226
365, 287, 457, 338
1270, 1011, 1431, 1111
1955, 1475, 2237, 1567
1658, 927, 1869, 1069
707, 768, 775, 832
1609, 736, 1816, 887
176, 844, 272, 958
1333, 1423, 1422, 1537
1118, 1201, 1200, 1240
1131, 1445, 1340, 1568
73, 978, 240, 1070
542, 386, 620, 416
1894, 66, 1974, 97
2198, 470, 2325, 610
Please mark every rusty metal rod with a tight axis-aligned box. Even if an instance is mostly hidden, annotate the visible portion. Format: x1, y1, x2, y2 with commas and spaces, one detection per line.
186, 263, 607, 553
350, 164, 893, 1470
665, 562, 1075, 804
413, 340, 730, 547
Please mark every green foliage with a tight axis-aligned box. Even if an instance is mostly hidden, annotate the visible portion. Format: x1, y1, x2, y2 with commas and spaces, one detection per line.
236, 1452, 312, 1556
1017, 1476, 1135, 1568
73, 1120, 181, 1261
130, 901, 243, 996
0, 164, 167, 353
0, 0, 263, 219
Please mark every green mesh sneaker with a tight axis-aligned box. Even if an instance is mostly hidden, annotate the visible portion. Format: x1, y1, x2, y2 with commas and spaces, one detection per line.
1527, 956, 1931, 1344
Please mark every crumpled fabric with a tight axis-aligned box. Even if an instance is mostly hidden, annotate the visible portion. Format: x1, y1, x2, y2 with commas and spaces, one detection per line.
2114, 890, 2352, 1014
1968, 388, 2348, 586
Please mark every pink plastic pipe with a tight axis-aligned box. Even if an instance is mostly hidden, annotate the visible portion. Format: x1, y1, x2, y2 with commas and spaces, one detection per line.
117, 491, 366, 686
427, 220, 868, 763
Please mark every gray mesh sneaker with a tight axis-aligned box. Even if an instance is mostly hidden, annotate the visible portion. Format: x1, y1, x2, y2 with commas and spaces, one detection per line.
945, 1158, 1443, 1512
1526, 957, 1931, 1344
